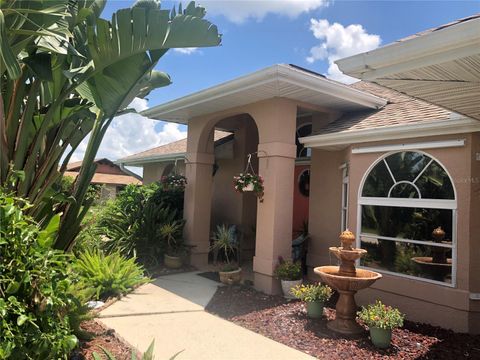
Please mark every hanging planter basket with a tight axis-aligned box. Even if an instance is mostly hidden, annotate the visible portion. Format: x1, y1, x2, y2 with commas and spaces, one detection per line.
233, 154, 264, 201
242, 183, 255, 192
161, 174, 187, 191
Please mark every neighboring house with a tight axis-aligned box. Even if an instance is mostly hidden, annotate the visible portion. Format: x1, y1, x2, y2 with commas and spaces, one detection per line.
118, 17, 479, 333
65, 158, 142, 200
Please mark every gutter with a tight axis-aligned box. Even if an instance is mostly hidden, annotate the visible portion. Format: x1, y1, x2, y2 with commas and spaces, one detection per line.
336, 17, 480, 80
300, 116, 480, 149
116, 153, 186, 167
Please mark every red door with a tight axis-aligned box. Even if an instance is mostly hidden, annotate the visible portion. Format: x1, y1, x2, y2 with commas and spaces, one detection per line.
292, 165, 310, 236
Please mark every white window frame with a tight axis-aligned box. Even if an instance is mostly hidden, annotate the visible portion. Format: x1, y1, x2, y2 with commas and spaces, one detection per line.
340, 163, 349, 231
296, 122, 312, 159
356, 150, 457, 287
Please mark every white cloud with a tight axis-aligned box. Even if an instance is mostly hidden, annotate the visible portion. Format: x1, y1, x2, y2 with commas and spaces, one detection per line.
70, 98, 187, 173
203, 0, 329, 24
306, 19, 381, 83
173, 47, 199, 55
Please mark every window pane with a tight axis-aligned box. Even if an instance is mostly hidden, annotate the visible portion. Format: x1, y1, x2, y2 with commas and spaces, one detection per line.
362, 161, 394, 197
390, 183, 419, 198
416, 161, 454, 199
296, 124, 312, 158
360, 237, 452, 283
385, 152, 430, 182
361, 205, 453, 242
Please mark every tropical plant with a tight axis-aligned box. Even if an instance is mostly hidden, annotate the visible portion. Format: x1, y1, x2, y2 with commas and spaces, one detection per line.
274, 258, 302, 281
291, 283, 332, 303
0, 190, 80, 359
210, 224, 239, 267
0, 0, 221, 251
357, 300, 405, 330
73, 249, 148, 300
160, 220, 186, 257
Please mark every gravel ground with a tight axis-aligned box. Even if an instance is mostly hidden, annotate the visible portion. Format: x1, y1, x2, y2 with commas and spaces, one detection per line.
206, 286, 480, 360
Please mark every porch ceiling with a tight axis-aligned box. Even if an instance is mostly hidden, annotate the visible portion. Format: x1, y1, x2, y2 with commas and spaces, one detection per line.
336, 15, 480, 120
141, 64, 387, 124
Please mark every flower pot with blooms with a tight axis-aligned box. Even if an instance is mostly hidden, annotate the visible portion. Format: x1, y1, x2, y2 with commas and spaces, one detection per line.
291, 283, 332, 318
161, 174, 187, 191
233, 173, 264, 202
274, 257, 302, 299
357, 300, 405, 348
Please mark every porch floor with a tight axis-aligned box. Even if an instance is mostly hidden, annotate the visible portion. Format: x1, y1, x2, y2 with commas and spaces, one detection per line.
99, 271, 313, 359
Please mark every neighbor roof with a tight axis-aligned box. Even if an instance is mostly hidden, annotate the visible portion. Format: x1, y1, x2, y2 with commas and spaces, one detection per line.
64, 171, 141, 186
117, 130, 232, 166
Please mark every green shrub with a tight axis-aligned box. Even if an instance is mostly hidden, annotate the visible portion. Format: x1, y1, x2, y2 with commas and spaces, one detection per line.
357, 300, 405, 330
274, 258, 302, 281
73, 249, 148, 300
291, 283, 332, 303
0, 192, 79, 359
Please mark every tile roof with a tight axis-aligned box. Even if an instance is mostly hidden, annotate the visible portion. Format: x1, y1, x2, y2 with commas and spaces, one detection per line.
119, 130, 232, 162
317, 81, 452, 135
64, 171, 141, 186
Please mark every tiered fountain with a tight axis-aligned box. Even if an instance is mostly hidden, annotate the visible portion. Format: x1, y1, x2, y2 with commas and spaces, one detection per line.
314, 230, 382, 335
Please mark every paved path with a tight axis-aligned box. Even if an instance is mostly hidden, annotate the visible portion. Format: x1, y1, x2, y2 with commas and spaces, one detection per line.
99, 271, 314, 360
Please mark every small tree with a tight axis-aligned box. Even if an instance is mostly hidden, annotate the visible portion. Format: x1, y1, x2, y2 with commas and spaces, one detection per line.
0, 0, 221, 250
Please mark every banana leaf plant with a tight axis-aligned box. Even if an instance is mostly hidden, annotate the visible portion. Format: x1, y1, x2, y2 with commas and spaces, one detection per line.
0, 0, 221, 250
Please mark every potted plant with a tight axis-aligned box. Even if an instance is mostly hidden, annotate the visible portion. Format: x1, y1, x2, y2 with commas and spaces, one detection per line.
357, 300, 405, 349
291, 283, 332, 318
160, 220, 186, 269
211, 224, 241, 285
233, 173, 264, 202
161, 174, 187, 191
274, 257, 302, 299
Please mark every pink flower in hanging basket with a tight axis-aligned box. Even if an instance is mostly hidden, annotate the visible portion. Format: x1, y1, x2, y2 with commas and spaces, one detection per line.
233, 172, 264, 201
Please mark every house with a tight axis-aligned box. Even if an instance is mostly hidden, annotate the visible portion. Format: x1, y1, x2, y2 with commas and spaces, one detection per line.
65, 158, 142, 199
127, 17, 479, 333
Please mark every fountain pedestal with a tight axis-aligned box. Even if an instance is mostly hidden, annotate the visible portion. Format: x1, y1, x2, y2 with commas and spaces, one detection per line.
314, 230, 382, 336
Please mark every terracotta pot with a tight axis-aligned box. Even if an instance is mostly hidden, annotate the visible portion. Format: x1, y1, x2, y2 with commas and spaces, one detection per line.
242, 183, 254, 192
306, 301, 324, 318
219, 268, 242, 285
369, 327, 392, 349
164, 254, 182, 269
281, 279, 302, 299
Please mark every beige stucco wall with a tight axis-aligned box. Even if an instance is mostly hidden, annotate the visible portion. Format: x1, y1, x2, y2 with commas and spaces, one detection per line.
143, 161, 186, 184
307, 132, 480, 333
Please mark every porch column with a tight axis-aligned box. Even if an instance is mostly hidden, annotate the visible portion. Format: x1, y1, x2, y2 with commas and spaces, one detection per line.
253, 142, 297, 294
184, 151, 214, 267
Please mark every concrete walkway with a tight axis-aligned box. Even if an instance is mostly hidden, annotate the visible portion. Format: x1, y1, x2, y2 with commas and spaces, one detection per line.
99, 271, 314, 360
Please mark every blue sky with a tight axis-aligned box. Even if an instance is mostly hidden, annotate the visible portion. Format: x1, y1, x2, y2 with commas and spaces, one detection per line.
75, 0, 480, 172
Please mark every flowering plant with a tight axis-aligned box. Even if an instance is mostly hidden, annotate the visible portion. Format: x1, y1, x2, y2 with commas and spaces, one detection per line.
357, 300, 405, 330
233, 173, 264, 200
161, 174, 187, 190
291, 283, 332, 303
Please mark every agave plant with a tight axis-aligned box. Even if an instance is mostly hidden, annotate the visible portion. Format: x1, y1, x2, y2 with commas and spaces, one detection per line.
0, 0, 221, 250
210, 224, 238, 265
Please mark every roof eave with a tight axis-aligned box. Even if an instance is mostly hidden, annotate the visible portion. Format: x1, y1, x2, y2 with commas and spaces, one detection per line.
141, 64, 387, 123
300, 115, 480, 150
336, 17, 480, 80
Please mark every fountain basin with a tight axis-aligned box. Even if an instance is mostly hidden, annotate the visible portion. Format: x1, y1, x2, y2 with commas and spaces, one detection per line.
314, 266, 382, 292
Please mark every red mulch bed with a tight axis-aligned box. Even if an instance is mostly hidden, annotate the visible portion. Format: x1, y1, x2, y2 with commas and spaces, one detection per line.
70, 320, 134, 360
205, 286, 480, 359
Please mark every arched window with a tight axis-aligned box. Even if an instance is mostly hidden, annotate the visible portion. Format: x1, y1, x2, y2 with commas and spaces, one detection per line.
358, 151, 456, 286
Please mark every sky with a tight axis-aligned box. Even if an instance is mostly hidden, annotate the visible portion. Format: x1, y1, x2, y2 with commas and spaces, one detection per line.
71, 0, 480, 174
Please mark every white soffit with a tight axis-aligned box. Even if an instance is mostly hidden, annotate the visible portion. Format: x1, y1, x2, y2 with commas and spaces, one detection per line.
141, 64, 387, 124
300, 116, 480, 150
335, 16, 480, 120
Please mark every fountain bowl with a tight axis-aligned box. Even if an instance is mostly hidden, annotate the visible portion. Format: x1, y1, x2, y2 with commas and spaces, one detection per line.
329, 247, 367, 262
314, 266, 382, 292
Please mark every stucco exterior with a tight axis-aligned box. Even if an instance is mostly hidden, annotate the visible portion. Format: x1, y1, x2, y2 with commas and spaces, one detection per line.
307, 132, 480, 333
